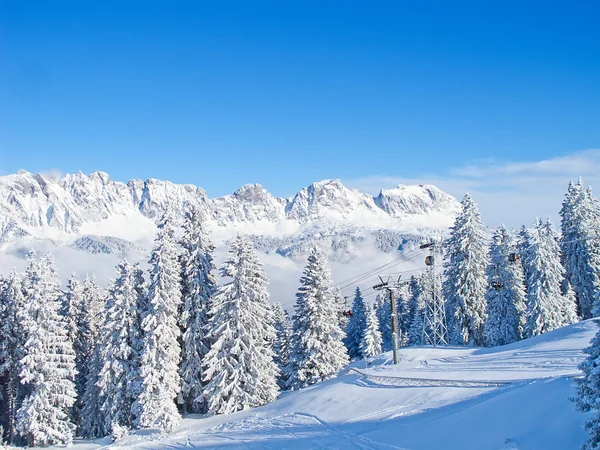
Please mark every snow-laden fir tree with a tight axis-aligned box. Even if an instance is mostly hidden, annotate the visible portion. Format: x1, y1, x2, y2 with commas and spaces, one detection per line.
560, 179, 600, 319
286, 247, 349, 390
333, 286, 350, 330
483, 226, 527, 347
408, 275, 426, 346
79, 276, 107, 438
574, 325, 600, 450
80, 349, 104, 438
202, 235, 279, 415
522, 219, 565, 337
396, 283, 412, 340
178, 207, 216, 414
96, 260, 143, 436
360, 303, 382, 358
374, 293, 393, 351
17, 253, 77, 447
133, 214, 183, 432
62, 273, 82, 364
443, 194, 489, 346
407, 275, 420, 317
83, 275, 105, 323
133, 262, 147, 317
343, 287, 368, 359
562, 282, 579, 326
60, 273, 88, 428
0, 270, 25, 445
271, 302, 292, 390
132, 262, 148, 367
517, 226, 531, 285
88, 262, 147, 437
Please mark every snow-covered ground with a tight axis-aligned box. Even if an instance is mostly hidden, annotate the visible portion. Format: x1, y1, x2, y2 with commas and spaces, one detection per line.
50, 320, 596, 450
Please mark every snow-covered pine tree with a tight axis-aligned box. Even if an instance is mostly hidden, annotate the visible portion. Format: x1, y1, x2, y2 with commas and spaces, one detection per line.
574, 325, 600, 449
83, 275, 105, 324
360, 303, 382, 358
407, 275, 419, 317
17, 253, 77, 447
271, 302, 292, 390
133, 214, 183, 432
202, 235, 279, 415
560, 179, 600, 319
96, 260, 143, 436
483, 226, 527, 347
408, 274, 426, 346
517, 226, 531, 286
62, 273, 82, 360
333, 287, 350, 330
133, 262, 147, 318
0, 270, 25, 445
443, 194, 489, 346
60, 273, 88, 428
562, 282, 579, 326
132, 262, 148, 376
523, 219, 565, 337
85, 262, 147, 438
286, 247, 349, 390
375, 293, 393, 351
396, 283, 411, 340
178, 207, 216, 414
79, 275, 107, 438
80, 346, 105, 438
343, 287, 368, 359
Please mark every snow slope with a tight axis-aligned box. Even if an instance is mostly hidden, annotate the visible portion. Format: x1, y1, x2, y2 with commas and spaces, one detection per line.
55, 320, 596, 450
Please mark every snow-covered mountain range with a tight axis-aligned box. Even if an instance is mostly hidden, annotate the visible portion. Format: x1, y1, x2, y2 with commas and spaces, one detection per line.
0, 170, 460, 252
0, 169, 460, 316
0, 169, 459, 302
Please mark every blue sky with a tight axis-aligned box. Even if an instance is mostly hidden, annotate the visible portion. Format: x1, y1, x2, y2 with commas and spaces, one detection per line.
1, 0, 599, 201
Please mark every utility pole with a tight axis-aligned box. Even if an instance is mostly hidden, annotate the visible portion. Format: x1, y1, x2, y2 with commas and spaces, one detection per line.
373, 276, 409, 364
420, 241, 447, 346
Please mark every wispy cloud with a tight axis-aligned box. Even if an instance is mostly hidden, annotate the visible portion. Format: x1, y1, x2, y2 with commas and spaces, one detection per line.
39, 169, 65, 181
345, 149, 600, 228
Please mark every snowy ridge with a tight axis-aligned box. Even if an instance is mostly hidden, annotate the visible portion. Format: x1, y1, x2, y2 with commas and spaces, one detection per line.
374, 183, 461, 218
0, 171, 460, 247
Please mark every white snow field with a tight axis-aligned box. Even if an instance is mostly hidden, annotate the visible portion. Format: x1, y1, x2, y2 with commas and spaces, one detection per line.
61, 320, 596, 450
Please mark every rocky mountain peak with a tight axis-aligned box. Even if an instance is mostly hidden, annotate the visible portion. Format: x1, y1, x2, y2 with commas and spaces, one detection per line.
0, 171, 460, 245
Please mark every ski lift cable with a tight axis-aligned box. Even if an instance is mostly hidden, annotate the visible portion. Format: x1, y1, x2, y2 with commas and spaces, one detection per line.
336, 247, 425, 286
337, 252, 431, 294
332, 247, 425, 290
337, 248, 428, 292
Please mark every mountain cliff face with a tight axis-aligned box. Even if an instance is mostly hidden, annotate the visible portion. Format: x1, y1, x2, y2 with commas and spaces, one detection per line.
374, 184, 461, 218
0, 170, 461, 259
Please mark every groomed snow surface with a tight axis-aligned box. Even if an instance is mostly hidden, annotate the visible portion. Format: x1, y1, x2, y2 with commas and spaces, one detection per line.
52, 320, 596, 450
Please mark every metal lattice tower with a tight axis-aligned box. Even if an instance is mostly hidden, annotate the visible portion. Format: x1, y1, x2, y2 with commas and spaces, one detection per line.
420, 242, 448, 346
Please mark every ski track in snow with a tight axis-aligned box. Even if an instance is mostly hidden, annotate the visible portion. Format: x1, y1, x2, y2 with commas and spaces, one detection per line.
40, 320, 597, 450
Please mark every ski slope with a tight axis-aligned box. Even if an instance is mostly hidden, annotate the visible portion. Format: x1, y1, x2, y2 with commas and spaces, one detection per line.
61, 320, 597, 450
